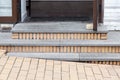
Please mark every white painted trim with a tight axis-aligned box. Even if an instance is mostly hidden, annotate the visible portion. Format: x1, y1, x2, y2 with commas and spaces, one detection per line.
21, 11, 27, 22
21, 0, 27, 22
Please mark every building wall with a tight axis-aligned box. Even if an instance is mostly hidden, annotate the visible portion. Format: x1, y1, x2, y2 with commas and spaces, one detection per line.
104, 0, 120, 26
1, 0, 120, 23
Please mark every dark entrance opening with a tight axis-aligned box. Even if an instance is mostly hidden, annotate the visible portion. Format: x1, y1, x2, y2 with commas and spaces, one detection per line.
27, 0, 93, 21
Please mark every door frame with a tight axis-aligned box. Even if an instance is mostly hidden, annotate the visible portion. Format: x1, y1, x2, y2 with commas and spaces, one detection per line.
93, 0, 104, 31
27, 0, 104, 31
0, 0, 18, 23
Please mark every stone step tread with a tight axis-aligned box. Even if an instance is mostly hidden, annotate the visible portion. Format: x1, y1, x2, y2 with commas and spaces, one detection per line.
0, 39, 120, 46
7, 52, 120, 61
12, 22, 108, 33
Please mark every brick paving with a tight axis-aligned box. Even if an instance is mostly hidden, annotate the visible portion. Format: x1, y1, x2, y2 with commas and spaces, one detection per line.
0, 50, 120, 80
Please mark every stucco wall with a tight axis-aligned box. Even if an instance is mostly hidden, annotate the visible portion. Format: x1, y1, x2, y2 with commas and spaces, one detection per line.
104, 0, 120, 25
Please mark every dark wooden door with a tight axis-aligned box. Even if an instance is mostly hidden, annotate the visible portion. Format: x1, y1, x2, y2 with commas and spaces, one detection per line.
30, 1, 93, 18
0, 0, 18, 23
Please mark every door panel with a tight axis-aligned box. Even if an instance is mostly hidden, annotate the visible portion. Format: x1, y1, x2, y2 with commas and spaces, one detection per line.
0, 0, 18, 23
31, 1, 93, 18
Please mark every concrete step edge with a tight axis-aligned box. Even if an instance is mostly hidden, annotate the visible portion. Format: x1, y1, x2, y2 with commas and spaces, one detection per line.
0, 39, 119, 46
7, 52, 120, 61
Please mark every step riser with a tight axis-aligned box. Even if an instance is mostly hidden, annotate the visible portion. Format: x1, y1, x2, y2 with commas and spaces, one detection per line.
85, 61, 120, 65
1, 46, 120, 53
12, 33, 107, 40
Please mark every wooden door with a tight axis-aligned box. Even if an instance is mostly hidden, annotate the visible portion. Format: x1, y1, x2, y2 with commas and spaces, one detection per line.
0, 0, 18, 23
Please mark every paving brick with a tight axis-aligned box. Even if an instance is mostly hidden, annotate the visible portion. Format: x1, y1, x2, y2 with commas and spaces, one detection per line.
70, 65, 79, 80
46, 60, 54, 66
36, 71, 44, 78
54, 61, 61, 65
62, 72, 70, 80
46, 65, 53, 71
0, 74, 8, 80
85, 67, 94, 77
37, 65, 46, 72
1, 69, 11, 74
92, 65, 101, 75
87, 76, 96, 80
17, 75, 26, 80
53, 72, 61, 79
99, 65, 111, 78
54, 65, 61, 73
77, 64, 85, 74
8, 73, 18, 79
18, 71, 28, 76
62, 62, 69, 72
106, 65, 117, 76
78, 73, 86, 80
0, 55, 120, 80
94, 74, 103, 80
26, 73, 35, 80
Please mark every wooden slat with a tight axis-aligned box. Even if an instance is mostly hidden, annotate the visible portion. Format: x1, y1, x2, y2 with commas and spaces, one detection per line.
93, 0, 98, 31
1, 46, 120, 54
12, 33, 107, 40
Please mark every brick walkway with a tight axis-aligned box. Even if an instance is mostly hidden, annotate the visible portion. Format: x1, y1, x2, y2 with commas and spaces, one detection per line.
0, 50, 120, 80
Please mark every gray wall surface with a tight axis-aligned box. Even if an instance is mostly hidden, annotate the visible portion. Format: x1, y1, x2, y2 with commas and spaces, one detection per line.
104, 0, 120, 26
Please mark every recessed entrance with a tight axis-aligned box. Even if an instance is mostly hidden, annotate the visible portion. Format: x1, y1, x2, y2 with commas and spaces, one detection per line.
24, 0, 104, 31
26, 0, 93, 21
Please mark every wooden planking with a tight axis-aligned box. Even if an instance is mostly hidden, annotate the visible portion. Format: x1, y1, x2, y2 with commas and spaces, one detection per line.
0, 46, 120, 53
12, 33, 107, 40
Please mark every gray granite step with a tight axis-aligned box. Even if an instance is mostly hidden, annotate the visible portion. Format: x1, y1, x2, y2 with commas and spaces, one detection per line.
0, 32, 119, 47
12, 22, 108, 33
0, 39, 120, 46
7, 52, 120, 61
0, 32, 120, 47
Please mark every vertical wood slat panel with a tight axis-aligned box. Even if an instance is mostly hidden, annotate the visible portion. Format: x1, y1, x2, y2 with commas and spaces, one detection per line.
39, 33, 41, 39
29, 33, 33, 39
98, 33, 101, 39
1, 46, 120, 53
12, 33, 107, 40
85, 61, 120, 65
67, 46, 71, 53
68, 33, 70, 39
22, 33, 26, 39
19, 33, 23, 39
12, 33, 19, 39
26, 33, 29, 39
94, 33, 97, 40
77, 34, 80, 39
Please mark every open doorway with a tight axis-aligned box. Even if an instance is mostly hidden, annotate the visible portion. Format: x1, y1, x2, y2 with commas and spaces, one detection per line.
21, 0, 104, 26
20, 0, 104, 31
25, 0, 94, 22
